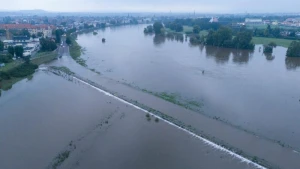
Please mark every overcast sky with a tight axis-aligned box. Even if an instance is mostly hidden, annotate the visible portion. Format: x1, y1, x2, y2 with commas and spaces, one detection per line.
1, 0, 300, 13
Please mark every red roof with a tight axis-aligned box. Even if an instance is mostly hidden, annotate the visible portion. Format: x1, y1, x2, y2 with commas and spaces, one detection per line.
0, 24, 55, 30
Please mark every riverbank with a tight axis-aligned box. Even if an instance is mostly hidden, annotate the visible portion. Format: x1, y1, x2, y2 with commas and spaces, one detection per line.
252, 37, 293, 48
69, 37, 87, 67
0, 51, 57, 91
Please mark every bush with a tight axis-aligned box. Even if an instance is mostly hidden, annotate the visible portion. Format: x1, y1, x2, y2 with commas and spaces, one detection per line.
8, 63, 38, 77
263, 45, 273, 53
268, 42, 277, 48
40, 38, 57, 51
286, 41, 300, 57
0, 71, 11, 80
0, 54, 13, 63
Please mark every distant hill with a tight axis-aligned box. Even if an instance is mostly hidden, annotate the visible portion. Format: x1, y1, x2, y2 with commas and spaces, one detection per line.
18, 9, 48, 13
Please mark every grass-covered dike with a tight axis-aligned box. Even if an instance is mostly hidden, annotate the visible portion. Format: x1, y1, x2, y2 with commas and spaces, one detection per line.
69, 37, 87, 67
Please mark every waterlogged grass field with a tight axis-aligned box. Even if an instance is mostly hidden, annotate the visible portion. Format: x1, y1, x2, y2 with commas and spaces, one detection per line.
252, 37, 294, 48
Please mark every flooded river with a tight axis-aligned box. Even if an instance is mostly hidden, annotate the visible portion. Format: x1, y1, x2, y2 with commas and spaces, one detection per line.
0, 71, 258, 169
1, 24, 300, 169
76, 24, 300, 150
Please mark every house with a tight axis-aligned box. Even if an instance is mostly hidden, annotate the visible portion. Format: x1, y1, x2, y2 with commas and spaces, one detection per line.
0, 24, 54, 38
209, 17, 219, 23
245, 18, 263, 25
0, 63, 5, 68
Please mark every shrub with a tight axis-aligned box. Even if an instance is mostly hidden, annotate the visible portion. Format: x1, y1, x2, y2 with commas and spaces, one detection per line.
263, 45, 273, 53
8, 63, 38, 77
286, 41, 300, 57
0, 71, 11, 80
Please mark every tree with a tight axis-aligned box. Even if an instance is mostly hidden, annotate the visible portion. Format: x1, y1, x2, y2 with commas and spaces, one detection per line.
268, 42, 277, 48
0, 40, 3, 51
213, 27, 232, 47
263, 45, 273, 53
289, 31, 296, 37
153, 22, 164, 34
22, 29, 30, 37
66, 36, 72, 45
55, 29, 64, 43
100, 23, 106, 28
8, 46, 14, 56
264, 24, 272, 37
14, 46, 24, 58
144, 25, 153, 33
232, 30, 254, 49
37, 32, 44, 37
286, 41, 300, 57
272, 28, 280, 38
40, 38, 57, 51
193, 25, 201, 34
0, 54, 13, 63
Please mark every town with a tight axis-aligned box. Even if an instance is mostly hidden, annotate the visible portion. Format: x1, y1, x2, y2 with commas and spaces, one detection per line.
0, 12, 300, 62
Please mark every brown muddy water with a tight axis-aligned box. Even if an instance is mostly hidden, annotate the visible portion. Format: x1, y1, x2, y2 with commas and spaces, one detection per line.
0, 71, 256, 169
1, 24, 300, 169
75, 24, 300, 151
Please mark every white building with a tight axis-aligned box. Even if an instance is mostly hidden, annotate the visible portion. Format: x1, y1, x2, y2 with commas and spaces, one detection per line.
28, 25, 53, 38
209, 17, 219, 23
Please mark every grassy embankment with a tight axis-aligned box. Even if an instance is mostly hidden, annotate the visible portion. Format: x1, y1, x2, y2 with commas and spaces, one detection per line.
165, 26, 208, 36
251, 37, 293, 48
69, 37, 87, 67
69, 36, 101, 75
0, 52, 57, 91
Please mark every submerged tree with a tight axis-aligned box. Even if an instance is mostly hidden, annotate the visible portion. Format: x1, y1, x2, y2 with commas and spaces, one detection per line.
286, 41, 300, 57
153, 22, 164, 34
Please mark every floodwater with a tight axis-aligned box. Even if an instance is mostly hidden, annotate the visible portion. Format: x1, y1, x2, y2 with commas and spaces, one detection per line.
76, 24, 300, 150
0, 71, 256, 169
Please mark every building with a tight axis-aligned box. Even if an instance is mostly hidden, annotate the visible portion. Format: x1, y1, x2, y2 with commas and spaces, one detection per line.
0, 24, 54, 38
282, 18, 300, 27
245, 18, 263, 25
28, 25, 53, 38
209, 17, 219, 23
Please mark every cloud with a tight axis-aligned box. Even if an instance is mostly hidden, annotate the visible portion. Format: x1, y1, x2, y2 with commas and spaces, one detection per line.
1, 0, 300, 13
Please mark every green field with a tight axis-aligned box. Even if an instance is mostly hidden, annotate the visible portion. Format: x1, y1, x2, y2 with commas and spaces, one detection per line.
165, 26, 208, 36
31, 52, 57, 65
0, 51, 57, 91
247, 24, 300, 30
0, 60, 23, 72
252, 37, 294, 48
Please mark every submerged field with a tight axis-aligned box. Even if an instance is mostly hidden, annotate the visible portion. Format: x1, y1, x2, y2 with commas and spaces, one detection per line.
0, 71, 259, 169
1, 24, 300, 169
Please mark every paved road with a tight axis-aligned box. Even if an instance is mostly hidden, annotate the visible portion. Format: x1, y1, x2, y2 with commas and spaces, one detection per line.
58, 38, 69, 57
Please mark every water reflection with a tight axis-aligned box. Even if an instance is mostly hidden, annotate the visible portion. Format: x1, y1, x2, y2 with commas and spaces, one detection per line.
205, 46, 254, 64
205, 46, 231, 64
264, 53, 275, 61
153, 33, 184, 46
285, 57, 300, 70
232, 50, 253, 64
153, 35, 166, 46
